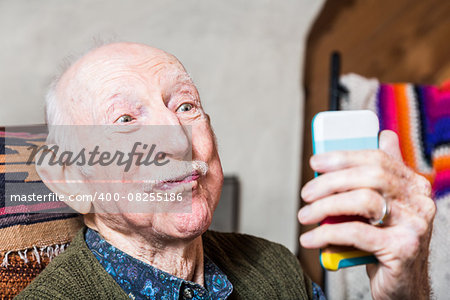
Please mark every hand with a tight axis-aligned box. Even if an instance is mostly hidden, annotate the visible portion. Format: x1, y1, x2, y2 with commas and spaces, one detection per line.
298, 130, 436, 300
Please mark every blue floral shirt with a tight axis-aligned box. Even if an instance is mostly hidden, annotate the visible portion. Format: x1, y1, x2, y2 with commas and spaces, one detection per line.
85, 228, 233, 300
312, 282, 327, 300
85, 228, 326, 300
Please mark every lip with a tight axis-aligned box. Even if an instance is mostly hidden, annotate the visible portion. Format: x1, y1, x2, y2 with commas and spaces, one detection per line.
168, 171, 200, 184
144, 171, 200, 192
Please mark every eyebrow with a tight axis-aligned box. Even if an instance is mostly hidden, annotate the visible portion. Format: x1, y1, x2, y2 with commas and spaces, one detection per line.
104, 93, 141, 115
171, 73, 198, 93
165, 69, 194, 84
178, 72, 193, 82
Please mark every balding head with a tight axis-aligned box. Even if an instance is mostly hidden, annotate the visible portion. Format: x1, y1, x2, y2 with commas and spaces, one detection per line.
47, 42, 193, 125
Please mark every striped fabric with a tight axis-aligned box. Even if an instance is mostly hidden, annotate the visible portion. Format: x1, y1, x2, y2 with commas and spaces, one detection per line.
376, 81, 450, 200
0, 127, 82, 299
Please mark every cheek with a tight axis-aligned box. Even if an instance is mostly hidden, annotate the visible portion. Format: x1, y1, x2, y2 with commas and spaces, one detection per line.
192, 123, 223, 206
191, 123, 216, 160
205, 159, 223, 211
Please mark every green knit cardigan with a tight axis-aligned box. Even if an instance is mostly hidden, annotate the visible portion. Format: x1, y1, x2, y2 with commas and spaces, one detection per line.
15, 227, 313, 299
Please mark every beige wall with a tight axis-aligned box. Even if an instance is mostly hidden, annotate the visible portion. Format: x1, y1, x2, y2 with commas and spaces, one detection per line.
0, 0, 324, 251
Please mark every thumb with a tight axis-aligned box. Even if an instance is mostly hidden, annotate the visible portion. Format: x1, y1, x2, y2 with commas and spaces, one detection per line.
379, 130, 403, 162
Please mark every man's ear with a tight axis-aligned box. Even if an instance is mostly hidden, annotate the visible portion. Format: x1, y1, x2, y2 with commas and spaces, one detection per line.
34, 145, 92, 214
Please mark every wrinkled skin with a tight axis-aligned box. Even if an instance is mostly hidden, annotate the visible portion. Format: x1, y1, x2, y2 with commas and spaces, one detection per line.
38, 43, 223, 284
298, 130, 435, 299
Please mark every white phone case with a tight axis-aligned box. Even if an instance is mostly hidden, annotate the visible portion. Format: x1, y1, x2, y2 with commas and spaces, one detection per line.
312, 110, 379, 271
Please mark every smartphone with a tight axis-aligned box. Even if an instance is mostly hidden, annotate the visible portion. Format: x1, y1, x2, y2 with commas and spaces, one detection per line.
311, 110, 379, 271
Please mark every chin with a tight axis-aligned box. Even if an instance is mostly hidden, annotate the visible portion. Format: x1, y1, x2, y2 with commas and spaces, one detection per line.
170, 194, 213, 240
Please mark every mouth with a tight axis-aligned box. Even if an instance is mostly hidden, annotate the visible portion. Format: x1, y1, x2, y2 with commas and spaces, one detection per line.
156, 171, 200, 190
143, 171, 200, 193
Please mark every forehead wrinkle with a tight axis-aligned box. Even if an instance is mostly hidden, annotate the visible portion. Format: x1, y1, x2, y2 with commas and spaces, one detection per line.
57, 43, 177, 91
56, 44, 190, 123
96, 72, 145, 100
91, 59, 182, 98
76, 48, 178, 81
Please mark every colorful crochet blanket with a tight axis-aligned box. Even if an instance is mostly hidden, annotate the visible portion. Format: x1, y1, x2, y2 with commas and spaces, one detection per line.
376, 82, 450, 200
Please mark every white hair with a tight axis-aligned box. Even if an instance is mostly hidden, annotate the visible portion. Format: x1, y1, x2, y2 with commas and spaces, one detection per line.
45, 77, 70, 126
45, 37, 120, 148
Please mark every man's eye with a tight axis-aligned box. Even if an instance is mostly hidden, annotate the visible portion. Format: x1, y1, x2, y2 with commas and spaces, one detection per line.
176, 103, 193, 112
115, 114, 134, 123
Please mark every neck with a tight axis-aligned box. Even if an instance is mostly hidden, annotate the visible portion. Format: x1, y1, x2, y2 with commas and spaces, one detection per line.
85, 217, 205, 286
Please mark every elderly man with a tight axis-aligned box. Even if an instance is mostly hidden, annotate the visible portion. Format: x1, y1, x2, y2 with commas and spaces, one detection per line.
17, 43, 435, 300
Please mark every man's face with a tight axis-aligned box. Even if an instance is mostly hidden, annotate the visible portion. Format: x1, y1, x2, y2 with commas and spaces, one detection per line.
57, 43, 223, 240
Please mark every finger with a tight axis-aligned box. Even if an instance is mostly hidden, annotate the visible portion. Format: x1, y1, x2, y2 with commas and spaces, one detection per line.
379, 130, 403, 162
301, 165, 396, 202
409, 173, 432, 197
300, 222, 383, 254
406, 195, 436, 224
419, 195, 436, 223
310, 149, 392, 174
298, 189, 386, 224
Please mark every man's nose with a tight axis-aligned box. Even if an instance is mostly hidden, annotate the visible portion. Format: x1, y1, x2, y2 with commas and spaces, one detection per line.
151, 108, 191, 160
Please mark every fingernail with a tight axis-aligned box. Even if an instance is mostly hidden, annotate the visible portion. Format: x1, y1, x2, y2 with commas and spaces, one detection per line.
298, 206, 311, 222
300, 232, 313, 246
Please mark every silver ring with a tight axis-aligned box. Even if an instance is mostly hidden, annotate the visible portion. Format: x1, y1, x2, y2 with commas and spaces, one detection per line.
370, 199, 389, 226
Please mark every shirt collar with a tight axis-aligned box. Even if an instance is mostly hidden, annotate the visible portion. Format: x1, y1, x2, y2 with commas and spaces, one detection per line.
85, 228, 233, 300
